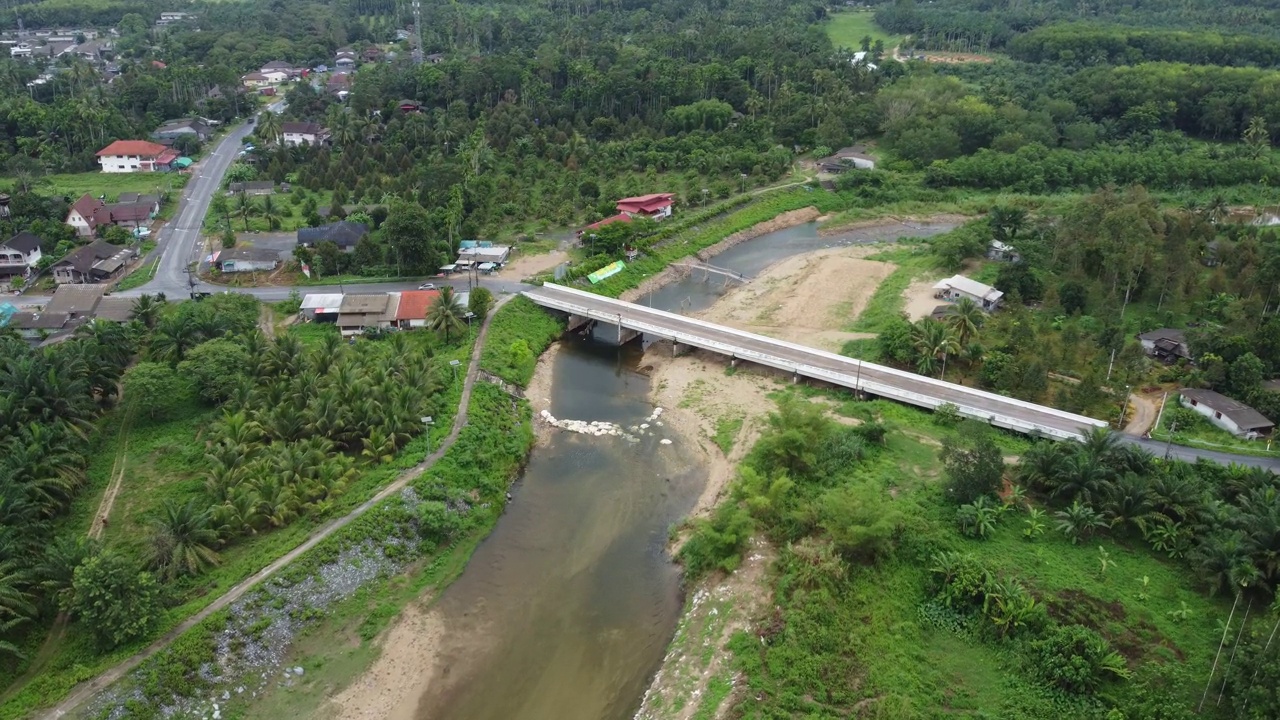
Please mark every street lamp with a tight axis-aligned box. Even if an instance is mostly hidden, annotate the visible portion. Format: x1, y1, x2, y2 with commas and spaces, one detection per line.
421, 416, 434, 455
449, 359, 461, 383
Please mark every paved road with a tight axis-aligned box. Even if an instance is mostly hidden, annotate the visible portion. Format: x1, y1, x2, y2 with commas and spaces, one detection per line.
526, 283, 1105, 440
128, 103, 281, 298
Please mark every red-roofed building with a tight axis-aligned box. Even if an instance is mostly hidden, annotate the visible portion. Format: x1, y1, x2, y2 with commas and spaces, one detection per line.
616, 193, 674, 221
66, 194, 106, 237
96, 140, 170, 173
393, 289, 440, 328
578, 213, 632, 236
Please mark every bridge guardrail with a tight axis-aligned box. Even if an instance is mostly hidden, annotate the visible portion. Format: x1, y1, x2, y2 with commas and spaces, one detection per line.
527, 290, 1097, 441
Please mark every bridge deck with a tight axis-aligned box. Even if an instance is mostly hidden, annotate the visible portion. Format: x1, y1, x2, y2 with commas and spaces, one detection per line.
525, 283, 1107, 441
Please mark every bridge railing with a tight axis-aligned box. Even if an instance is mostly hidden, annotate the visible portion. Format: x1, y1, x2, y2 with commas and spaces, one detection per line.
526, 290, 1097, 441
538, 283, 1104, 432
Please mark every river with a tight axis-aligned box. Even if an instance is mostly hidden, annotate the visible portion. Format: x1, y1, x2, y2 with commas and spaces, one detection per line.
407, 219, 957, 720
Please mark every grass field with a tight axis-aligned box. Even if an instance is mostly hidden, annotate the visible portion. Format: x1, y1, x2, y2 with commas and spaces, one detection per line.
20, 172, 189, 203
825, 9, 902, 51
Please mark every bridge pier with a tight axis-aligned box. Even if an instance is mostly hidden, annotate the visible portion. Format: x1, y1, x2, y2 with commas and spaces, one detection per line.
673, 341, 694, 357
567, 314, 593, 333
617, 325, 641, 345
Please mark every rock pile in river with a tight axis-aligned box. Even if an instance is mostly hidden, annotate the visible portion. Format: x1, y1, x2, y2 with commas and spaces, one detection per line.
539, 407, 673, 445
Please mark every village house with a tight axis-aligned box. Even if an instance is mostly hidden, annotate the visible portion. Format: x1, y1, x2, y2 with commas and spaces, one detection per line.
214, 247, 280, 273
297, 221, 368, 252
156, 11, 195, 27
424, 53, 444, 64
152, 117, 212, 141
91, 296, 136, 322
580, 213, 631, 236
259, 60, 296, 76
1179, 388, 1274, 439
96, 140, 175, 173
335, 47, 357, 70
457, 245, 511, 266
0, 232, 43, 284
118, 193, 161, 214
327, 72, 353, 95
362, 45, 383, 62
95, 202, 153, 231
241, 72, 270, 89
44, 283, 108, 322
392, 289, 439, 329
1138, 328, 1192, 364
281, 121, 329, 147
66, 194, 105, 237
932, 275, 1004, 311
986, 240, 1021, 263
397, 99, 422, 113
49, 241, 132, 284
616, 193, 675, 221
336, 293, 398, 336
300, 293, 344, 322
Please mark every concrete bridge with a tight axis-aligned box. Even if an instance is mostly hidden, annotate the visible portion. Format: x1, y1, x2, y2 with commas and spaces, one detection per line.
524, 283, 1108, 442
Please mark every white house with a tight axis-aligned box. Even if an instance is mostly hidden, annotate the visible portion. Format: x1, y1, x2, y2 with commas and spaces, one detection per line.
66, 194, 105, 237
9, 43, 33, 58
96, 139, 173, 173
300, 293, 344, 321
281, 121, 329, 147
0, 232, 43, 284
1178, 388, 1274, 439
932, 275, 1004, 311
259, 69, 289, 84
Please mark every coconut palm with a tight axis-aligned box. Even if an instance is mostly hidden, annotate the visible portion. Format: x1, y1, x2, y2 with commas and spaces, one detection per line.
260, 194, 283, 231
233, 191, 259, 231
256, 110, 282, 145
944, 297, 984, 348
427, 286, 466, 343
911, 318, 960, 379
147, 499, 222, 580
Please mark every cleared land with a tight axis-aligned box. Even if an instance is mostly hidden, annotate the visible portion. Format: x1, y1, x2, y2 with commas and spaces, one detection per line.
825, 10, 901, 50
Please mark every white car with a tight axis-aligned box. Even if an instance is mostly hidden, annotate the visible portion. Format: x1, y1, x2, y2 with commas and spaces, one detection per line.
417, 282, 436, 290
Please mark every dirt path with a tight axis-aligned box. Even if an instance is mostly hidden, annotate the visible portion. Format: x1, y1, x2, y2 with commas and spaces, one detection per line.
45, 295, 516, 720
258, 305, 277, 339
1124, 394, 1157, 437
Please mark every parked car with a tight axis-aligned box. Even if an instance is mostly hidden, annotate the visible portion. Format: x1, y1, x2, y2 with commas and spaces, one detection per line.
417, 282, 436, 290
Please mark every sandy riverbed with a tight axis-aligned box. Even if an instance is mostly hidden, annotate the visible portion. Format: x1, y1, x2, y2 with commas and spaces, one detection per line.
323, 229, 905, 720
696, 244, 891, 351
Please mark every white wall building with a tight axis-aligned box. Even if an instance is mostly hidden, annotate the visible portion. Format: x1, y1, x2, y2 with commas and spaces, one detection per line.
932, 275, 1004, 311
1178, 388, 1274, 439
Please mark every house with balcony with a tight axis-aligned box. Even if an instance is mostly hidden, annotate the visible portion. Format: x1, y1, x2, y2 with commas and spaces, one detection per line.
0, 232, 42, 285
96, 140, 175, 172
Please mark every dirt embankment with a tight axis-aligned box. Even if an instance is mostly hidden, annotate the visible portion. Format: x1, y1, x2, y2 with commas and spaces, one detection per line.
523, 341, 561, 446
326, 603, 446, 720
817, 213, 973, 237
620, 207, 821, 304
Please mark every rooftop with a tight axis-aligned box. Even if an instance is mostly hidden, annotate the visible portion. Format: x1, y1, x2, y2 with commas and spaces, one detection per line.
3, 231, 42, 254
97, 139, 168, 157
1180, 388, 1274, 431
44, 283, 108, 315
394, 289, 439, 320
933, 274, 1003, 302
93, 296, 135, 322
338, 294, 390, 314
1139, 328, 1188, 345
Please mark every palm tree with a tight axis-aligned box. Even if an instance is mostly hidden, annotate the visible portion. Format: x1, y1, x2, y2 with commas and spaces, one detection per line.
1190, 530, 1260, 595
257, 111, 282, 146
912, 318, 960, 379
0, 560, 35, 649
233, 191, 259, 231
945, 297, 984, 348
150, 313, 200, 363
147, 499, 222, 580
130, 294, 163, 330
1055, 501, 1107, 544
260, 194, 283, 231
427, 287, 466, 343
35, 535, 99, 610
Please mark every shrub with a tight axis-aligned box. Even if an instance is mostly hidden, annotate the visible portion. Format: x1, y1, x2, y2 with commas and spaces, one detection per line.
940, 425, 1006, 505
1032, 624, 1130, 694
956, 497, 1001, 539
679, 503, 753, 577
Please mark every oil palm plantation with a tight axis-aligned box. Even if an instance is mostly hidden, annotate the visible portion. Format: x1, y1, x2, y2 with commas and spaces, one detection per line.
147, 499, 222, 580
427, 286, 466, 343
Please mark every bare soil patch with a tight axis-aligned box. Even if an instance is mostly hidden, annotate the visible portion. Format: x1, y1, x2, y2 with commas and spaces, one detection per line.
497, 249, 568, 280
323, 603, 447, 720
697, 244, 892, 352
903, 276, 945, 321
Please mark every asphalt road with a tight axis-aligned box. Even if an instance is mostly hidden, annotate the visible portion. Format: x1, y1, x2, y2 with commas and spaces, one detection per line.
526, 283, 1280, 471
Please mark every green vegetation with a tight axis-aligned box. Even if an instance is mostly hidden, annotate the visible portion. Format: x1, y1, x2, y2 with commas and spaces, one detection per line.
825, 10, 901, 52
683, 390, 1265, 718
479, 296, 566, 386
713, 417, 743, 455
1151, 397, 1279, 459
34, 173, 187, 202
